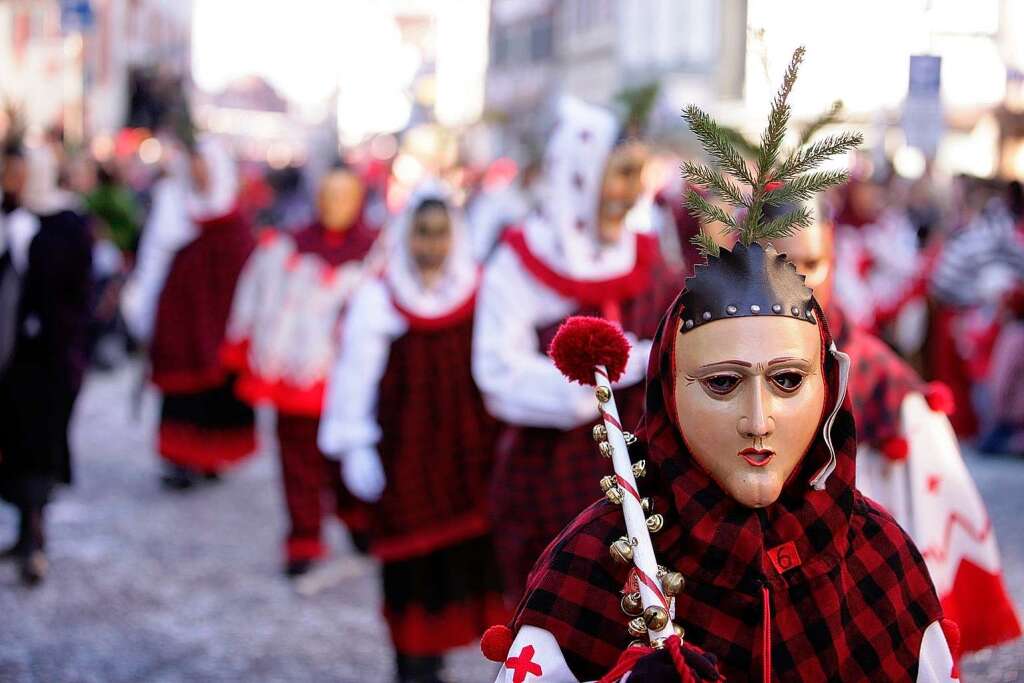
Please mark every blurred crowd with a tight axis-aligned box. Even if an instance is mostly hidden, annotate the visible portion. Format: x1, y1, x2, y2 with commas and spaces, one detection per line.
2, 96, 1024, 681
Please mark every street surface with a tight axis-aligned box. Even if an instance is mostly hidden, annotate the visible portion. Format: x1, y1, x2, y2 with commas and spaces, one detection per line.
1, 365, 1021, 682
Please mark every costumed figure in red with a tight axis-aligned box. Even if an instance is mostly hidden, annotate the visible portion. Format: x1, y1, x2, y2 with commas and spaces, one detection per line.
222, 166, 379, 576
771, 212, 1021, 656
121, 137, 256, 489
484, 48, 960, 682
319, 184, 508, 683
473, 95, 676, 604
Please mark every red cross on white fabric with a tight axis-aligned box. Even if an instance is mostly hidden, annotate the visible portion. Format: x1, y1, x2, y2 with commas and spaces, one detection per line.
505, 644, 543, 682
927, 474, 942, 493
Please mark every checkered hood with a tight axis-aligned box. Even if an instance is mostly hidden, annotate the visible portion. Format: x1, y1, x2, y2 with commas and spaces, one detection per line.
512, 288, 943, 681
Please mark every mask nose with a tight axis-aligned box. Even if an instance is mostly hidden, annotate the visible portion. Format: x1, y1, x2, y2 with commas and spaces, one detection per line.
738, 378, 774, 440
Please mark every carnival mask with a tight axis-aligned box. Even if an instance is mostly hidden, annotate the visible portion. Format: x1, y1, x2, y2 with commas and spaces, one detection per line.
674, 315, 825, 508
319, 170, 364, 232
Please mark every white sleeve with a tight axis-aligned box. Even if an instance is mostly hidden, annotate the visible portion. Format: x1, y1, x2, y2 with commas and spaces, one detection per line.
224, 236, 277, 344
494, 626, 589, 682
916, 621, 959, 682
121, 181, 191, 342
317, 279, 406, 459
472, 247, 599, 429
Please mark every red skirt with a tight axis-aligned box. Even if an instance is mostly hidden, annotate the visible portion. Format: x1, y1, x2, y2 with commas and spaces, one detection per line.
159, 376, 256, 473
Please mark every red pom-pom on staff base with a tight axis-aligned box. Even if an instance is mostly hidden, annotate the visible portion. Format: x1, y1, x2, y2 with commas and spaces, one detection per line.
924, 381, 956, 416
549, 316, 631, 386
880, 436, 909, 461
480, 624, 514, 662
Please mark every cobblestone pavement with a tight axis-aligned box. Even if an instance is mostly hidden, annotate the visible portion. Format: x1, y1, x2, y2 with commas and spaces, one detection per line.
0, 365, 1021, 682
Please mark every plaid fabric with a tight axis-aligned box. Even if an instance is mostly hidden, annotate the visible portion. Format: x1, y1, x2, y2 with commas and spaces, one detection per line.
513, 294, 943, 682
276, 414, 366, 561
372, 314, 501, 560
490, 257, 679, 603
827, 305, 924, 452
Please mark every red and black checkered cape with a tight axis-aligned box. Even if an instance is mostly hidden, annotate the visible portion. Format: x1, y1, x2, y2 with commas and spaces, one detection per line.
489, 232, 680, 603
827, 305, 924, 456
511, 294, 944, 682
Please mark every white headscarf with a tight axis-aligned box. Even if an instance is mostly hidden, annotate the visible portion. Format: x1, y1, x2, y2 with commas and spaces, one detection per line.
523, 95, 637, 281
384, 181, 478, 318
21, 146, 79, 216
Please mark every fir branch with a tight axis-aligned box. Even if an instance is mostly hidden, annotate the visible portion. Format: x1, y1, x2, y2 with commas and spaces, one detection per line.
683, 105, 755, 187
756, 205, 813, 241
774, 132, 863, 181
799, 100, 843, 147
691, 230, 720, 258
682, 161, 749, 209
684, 189, 737, 229
718, 124, 760, 160
757, 46, 804, 180
762, 170, 849, 206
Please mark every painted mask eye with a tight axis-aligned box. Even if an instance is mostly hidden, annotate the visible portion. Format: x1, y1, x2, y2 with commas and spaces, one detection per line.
702, 374, 740, 395
770, 371, 804, 393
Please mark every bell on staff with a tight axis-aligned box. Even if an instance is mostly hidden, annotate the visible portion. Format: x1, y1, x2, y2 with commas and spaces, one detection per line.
620, 591, 642, 616
598, 441, 614, 458
599, 475, 616, 492
640, 498, 653, 514
609, 537, 634, 564
596, 386, 612, 403
628, 639, 647, 649
605, 486, 625, 505
592, 424, 608, 443
623, 431, 638, 445
643, 605, 670, 631
674, 624, 686, 640
632, 460, 646, 478
646, 514, 664, 533
661, 571, 685, 596
627, 617, 648, 638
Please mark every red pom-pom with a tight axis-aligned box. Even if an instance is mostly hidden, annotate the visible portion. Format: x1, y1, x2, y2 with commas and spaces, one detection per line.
480, 625, 514, 663
880, 436, 909, 461
549, 316, 631, 386
925, 381, 955, 415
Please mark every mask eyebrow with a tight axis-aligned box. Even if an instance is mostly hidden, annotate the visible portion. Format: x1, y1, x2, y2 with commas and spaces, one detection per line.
766, 356, 809, 368
697, 359, 753, 372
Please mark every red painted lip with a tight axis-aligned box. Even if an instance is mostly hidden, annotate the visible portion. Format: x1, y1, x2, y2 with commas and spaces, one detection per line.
739, 448, 775, 467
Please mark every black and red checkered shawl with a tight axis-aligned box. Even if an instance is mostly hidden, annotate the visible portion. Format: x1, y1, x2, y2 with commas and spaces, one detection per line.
511, 294, 944, 682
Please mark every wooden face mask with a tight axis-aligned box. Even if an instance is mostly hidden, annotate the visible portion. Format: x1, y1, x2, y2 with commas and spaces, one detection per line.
673, 314, 826, 508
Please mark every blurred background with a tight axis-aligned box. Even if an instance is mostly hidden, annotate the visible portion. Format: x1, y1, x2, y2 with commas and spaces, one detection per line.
2, 1, 1024, 682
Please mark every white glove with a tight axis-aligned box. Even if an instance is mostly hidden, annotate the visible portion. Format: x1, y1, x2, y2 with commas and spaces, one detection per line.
341, 447, 386, 503
613, 334, 653, 389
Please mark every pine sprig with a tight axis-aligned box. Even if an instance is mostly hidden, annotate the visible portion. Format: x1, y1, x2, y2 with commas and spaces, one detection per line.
682, 105, 755, 187
682, 161, 747, 208
684, 189, 737, 230
774, 133, 863, 182
763, 170, 850, 206
680, 46, 861, 256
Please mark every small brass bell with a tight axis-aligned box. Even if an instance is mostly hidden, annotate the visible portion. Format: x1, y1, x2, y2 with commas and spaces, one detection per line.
641, 498, 653, 514
632, 460, 646, 478
661, 571, 685, 596
595, 386, 612, 403
592, 424, 608, 442
598, 441, 614, 458
620, 591, 642, 616
609, 537, 634, 564
599, 475, 616, 492
628, 639, 647, 649
627, 617, 647, 638
673, 624, 686, 640
623, 431, 638, 445
643, 605, 670, 631
605, 486, 624, 505
646, 514, 664, 533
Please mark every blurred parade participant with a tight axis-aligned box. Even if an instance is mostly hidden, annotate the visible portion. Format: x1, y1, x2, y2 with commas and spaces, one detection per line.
121, 138, 256, 489
473, 96, 675, 603
772, 209, 1021, 654
0, 142, 92, 585
222, 166, 378, 576
319, 185, 507, 683
981, 286, 1024, 456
